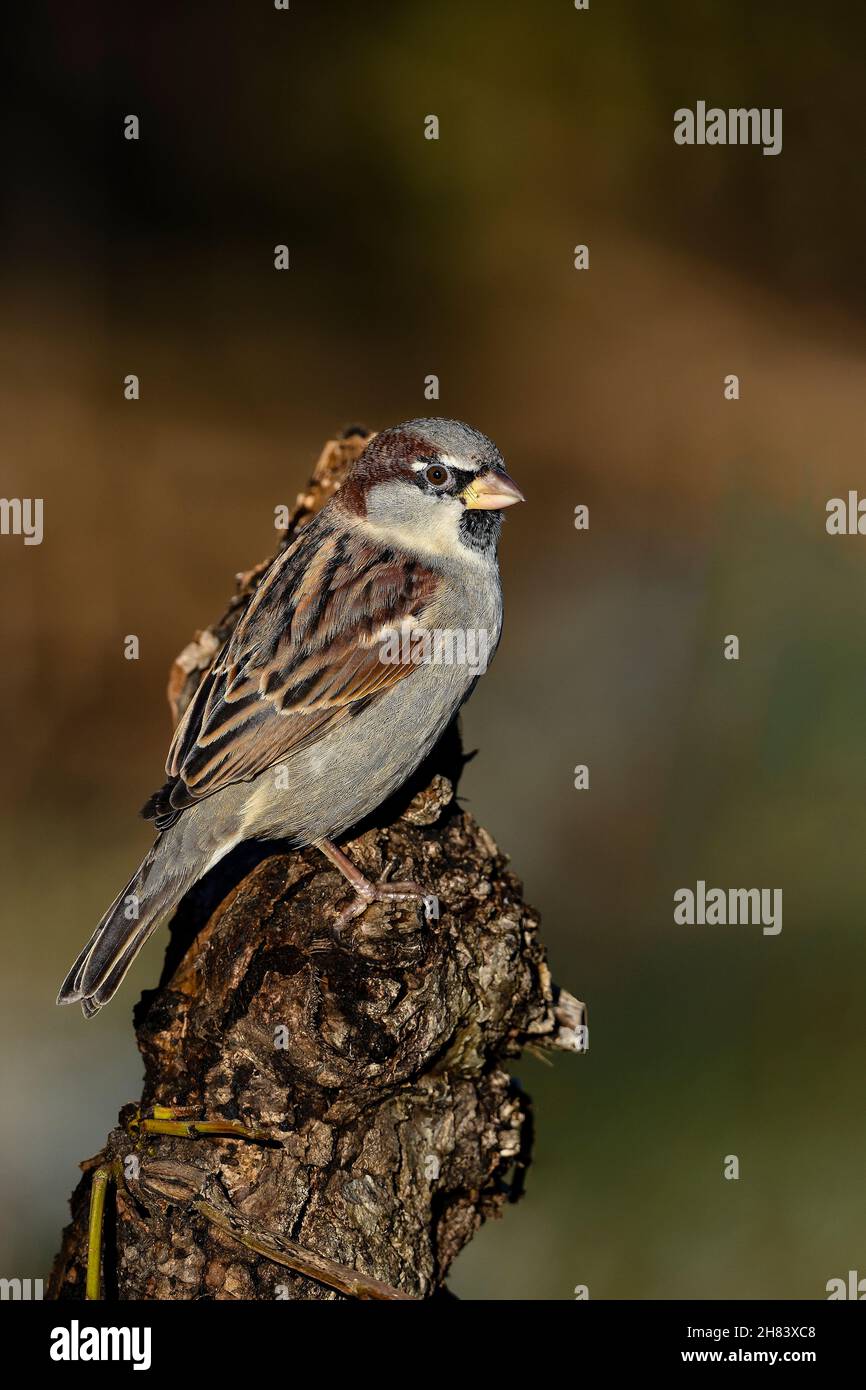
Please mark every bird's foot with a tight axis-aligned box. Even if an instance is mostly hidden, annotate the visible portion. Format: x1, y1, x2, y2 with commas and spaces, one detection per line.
333, 876, 439, 932
314, 837, 438, 933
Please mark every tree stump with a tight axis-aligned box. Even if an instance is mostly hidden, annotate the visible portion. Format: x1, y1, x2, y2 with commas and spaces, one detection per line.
49, 430, 585, 1302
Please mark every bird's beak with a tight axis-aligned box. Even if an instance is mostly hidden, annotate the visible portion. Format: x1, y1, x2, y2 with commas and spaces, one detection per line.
460, 469, 525, 510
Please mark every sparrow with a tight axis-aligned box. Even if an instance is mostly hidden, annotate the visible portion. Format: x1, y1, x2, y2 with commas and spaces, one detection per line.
57, 418, 523, 1017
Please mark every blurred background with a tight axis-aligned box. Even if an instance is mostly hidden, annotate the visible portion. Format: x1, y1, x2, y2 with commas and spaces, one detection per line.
2, 0, 866, 1299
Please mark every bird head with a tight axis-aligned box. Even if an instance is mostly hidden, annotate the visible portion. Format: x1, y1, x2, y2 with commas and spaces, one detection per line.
336, 418, 523, 560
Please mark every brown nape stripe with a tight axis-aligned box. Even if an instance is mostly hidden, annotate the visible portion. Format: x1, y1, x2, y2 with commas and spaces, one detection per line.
333, 428, 441, 517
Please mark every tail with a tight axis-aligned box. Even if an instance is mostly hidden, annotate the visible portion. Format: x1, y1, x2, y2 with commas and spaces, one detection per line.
57, 842, 195, 1018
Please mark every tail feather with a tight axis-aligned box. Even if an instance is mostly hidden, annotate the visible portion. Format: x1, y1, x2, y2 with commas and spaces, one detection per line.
78, 915, 164, 1017
57, 845, 191, 1017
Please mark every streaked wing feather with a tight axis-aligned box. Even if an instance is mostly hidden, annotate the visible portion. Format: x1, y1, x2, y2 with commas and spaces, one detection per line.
164, 514, 439, 804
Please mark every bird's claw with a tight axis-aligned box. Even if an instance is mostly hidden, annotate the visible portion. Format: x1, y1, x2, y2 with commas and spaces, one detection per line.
334, 879, 439, 932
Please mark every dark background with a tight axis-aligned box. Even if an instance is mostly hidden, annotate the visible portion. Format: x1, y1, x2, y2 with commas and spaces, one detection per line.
2, 0, 865, 1299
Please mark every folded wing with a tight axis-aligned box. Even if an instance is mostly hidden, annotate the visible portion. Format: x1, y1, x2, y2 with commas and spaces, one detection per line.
145, 514, 440, 825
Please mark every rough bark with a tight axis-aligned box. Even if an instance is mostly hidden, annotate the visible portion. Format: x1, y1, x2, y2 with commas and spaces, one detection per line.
49, 429, 585, 1302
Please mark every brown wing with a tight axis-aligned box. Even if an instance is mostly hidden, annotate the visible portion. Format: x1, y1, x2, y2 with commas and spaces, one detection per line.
151, 513, 440, 820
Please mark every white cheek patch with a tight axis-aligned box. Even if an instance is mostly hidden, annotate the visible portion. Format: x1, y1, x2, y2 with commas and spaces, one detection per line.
358, 482, 480, 563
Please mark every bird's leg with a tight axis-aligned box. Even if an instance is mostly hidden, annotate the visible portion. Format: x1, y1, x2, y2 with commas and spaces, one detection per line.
314, 838, 439, 930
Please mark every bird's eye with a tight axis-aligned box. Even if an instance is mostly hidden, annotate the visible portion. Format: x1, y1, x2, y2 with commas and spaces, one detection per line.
424, 463, 450, 487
